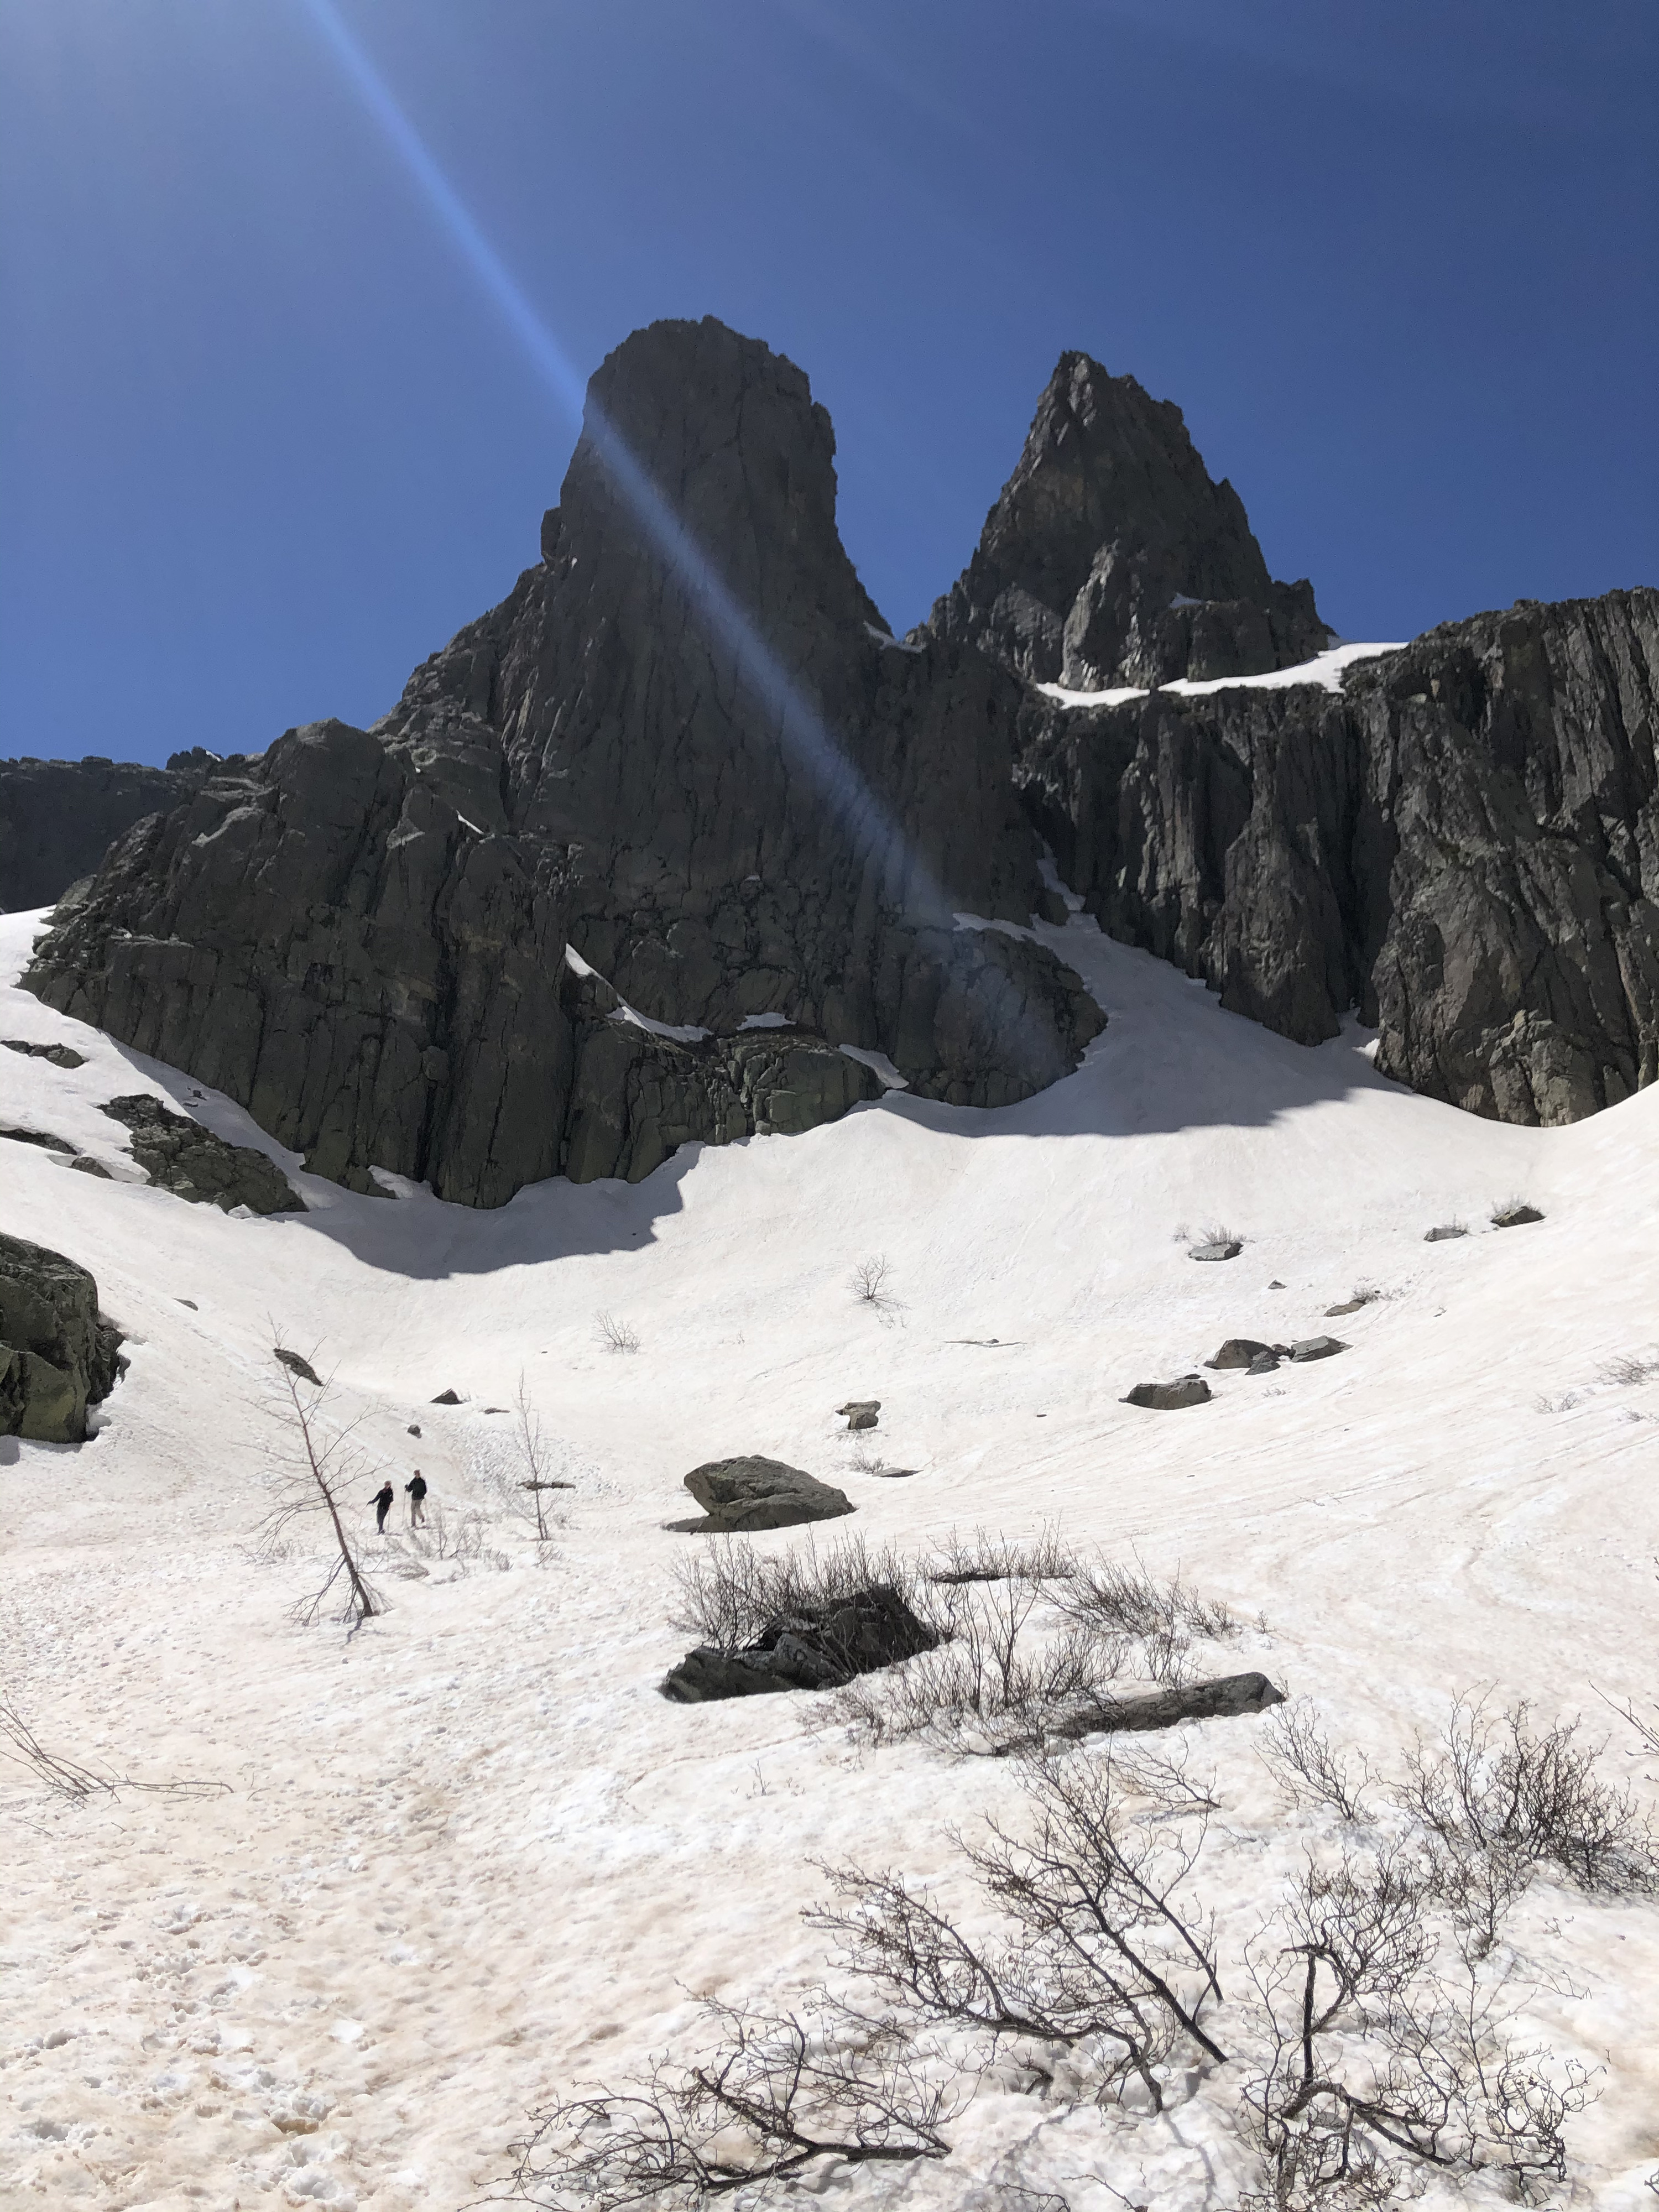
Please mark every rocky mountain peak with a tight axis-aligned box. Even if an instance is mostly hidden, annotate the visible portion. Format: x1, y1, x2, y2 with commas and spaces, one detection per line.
545, 315, 881, 641
928, 349, 1327, 690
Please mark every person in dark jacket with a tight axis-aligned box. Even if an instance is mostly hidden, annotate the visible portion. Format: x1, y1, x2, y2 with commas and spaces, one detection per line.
370, 1480, 394, 1534
405, 1470, 427, 1528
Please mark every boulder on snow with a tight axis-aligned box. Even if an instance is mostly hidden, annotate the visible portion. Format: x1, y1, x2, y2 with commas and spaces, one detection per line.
3, 1039, 87, 1070
1051, 1671, 1287, 1740
1205, 1338, 1275, 1370
99, 1094, 301, 1215
1123, 1375, 1212, 1410
677, 1454, 854, 1532
1247, 1351, 1282, 1375
274, 1347, 323, 1387
1188, 1240, 1241, 1262
1289, 1336, 1347, 1362
1492, 1203, 1545, 1229
431, 1388, 463, 1405
69, 1155, 112, 1178
837, 1399, 880, 1430
1424, 1223, 1468, 1242
661, 1584, 940, 1702
0, 1231, 124, 1443
1324, 1296, 1369, 1317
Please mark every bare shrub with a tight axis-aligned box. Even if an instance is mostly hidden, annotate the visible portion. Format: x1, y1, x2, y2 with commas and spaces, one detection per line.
1599, 1349, 1659, 1387
926, 1524, 1078, 1585
813, 1748, 1225, 2111
0, 1702, 225, 1804
1400, 1695, 1655, 1896
594, 1310, 641, 1355
1051, 1558, 1237, 1686
509, 1996, 956, 2208
1599, 1684, 1659, 1759
830, 1576, 1113, 1757
411, 1501, 497, 1567
259, 1340, 380, 1627
848, 1254, 900, 1311
846, 1444, 915, 1478
512, 1371, 573, 1540
1259, 1704, 1376, 1824
1243, 1841, 1595, 2206
671, 1532, 936, 1657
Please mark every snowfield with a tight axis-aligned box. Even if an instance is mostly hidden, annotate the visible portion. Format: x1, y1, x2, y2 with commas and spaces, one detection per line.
2, 898, 1657, 2211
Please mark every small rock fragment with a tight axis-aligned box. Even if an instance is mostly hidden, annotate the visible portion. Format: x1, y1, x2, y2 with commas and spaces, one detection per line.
1491, 1203, 1544, 1229
837, 1399, 880, 1430
1424, 1224, 1467, 1243
1289, 1336, 1347, 1363
69, 1155, 113, 1178
431, 1388, 463, 1405
406, 1422, 422, 1436
1188, 1240, 1241, 1262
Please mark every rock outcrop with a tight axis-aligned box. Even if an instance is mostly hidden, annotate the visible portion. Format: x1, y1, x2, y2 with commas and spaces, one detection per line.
927, 353, 1328, 691
1016, 589, 1659, 1124
24, 320, 1100, 1205
0, 1232, 124, 1443
99, 1095, 303, 1215
0, 750, 221, 913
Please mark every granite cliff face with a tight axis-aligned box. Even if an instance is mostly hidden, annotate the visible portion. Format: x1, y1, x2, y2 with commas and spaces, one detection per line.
24, 320, 1101, 1205
0, 750, 220, 912
1015, 589, 1659, 1123
19, 326, 1655, 1166
927, 353, 1329, 691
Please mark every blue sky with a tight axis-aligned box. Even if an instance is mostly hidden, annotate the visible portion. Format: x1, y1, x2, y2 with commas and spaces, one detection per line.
2, 1, 1655, 770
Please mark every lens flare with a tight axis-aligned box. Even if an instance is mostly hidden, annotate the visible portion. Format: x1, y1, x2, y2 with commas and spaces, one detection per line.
297, 0, 950, 917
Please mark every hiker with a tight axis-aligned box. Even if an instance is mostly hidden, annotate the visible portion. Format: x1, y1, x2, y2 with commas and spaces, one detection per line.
370, 1480, 394, 1534
405, 1469, 427, 1528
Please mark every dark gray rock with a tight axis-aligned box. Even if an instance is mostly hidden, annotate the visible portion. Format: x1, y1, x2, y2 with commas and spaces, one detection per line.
1246, 1352, 1282, 1374
431, 1389, 462, 1405
679, 1454, 854, 1532
23, 319, 1102, 1208
1491, 1202, 1545, 1228
838, 1399, 880, 1430
1052, 1670, 1287, 1739
926, 352, 1327, 691
1016, 589, 1659, 1123
98, 1094, 301, 1215
3, 1039, 87, 1069
1425, 1224, 1468, 1242
1189, 1239, 1241, 1261
1206, 1338, 1275, 1369
274, 1347, 322, 1387
0, 1232, 124, 1443
406, 1422, 421, 1436
1289, 1336, 1347, 1362
1123, 1375, 1212, 1410
1324, 1296, 1370, 1316
1, 1126, 75, 1154
69, 1155, 112, 1178
661, 1584, 940, 1702
0, 751, 221, 914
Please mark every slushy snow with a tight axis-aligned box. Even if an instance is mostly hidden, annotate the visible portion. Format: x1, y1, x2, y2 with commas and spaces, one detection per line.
2, 897, 1657, 2210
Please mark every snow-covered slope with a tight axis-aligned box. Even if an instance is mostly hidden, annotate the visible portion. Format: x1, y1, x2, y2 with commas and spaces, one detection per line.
3, 900, 1657, 2210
